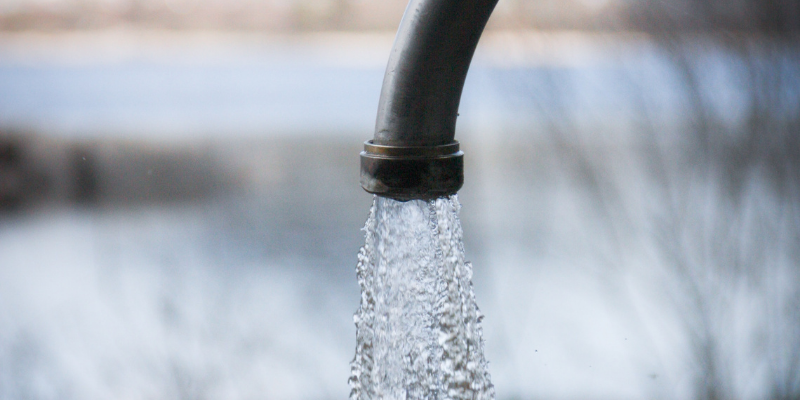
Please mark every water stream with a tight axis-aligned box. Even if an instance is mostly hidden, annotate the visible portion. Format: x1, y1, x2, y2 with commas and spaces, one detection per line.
349, 195, 494, 400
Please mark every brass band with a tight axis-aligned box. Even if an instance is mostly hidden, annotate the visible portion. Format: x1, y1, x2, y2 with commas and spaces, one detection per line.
363, 140, 460, 158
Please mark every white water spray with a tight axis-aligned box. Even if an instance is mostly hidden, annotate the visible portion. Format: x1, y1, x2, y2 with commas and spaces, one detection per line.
349, 195, 494, 400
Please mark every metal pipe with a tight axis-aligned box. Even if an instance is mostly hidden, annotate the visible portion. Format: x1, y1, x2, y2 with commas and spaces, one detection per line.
360, 0, 498, 201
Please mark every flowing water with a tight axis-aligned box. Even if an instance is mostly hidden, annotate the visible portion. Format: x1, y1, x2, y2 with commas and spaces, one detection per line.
349, 195, 494, 400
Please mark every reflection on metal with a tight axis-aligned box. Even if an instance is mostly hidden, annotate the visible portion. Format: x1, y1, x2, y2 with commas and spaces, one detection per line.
360, 0, 497, 200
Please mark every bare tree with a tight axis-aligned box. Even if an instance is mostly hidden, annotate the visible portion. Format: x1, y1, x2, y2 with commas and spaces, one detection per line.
489, 2, 800, 397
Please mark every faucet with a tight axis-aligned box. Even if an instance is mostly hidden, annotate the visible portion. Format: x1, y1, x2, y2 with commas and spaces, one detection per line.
360, 0, 498, 201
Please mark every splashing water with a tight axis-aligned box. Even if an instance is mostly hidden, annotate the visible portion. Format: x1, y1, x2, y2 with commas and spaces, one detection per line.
349, 195, 494, 400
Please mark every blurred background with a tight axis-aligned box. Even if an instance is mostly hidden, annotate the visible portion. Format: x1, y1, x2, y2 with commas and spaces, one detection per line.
0, 0, 798, 399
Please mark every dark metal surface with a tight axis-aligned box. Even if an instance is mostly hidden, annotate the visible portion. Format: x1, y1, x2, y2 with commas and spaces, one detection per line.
374, 0, 499, 147
360, 140, 463, 201
361, 0, 497, 200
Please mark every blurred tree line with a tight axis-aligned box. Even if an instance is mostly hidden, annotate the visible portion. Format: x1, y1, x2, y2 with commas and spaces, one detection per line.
2, 0, 798, 33
0, 0, 791, 33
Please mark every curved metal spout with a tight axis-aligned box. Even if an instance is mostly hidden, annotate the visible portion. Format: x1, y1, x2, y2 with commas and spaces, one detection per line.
360, 0, 498, 200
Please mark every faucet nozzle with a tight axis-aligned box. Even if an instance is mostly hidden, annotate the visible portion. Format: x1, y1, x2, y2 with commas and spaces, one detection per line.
360, 140, 463, 201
